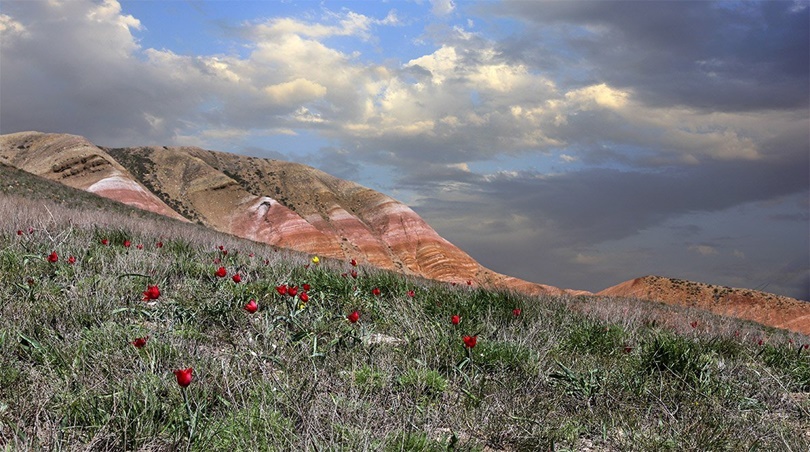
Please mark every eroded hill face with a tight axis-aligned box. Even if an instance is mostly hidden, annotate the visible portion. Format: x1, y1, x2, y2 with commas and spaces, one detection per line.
0, 132, 186, 222
598, 275, 810, 335
0, 131, 582, 296
3, 131, 807, 334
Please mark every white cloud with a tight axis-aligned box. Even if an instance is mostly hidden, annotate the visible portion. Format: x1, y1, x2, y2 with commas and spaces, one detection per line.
430, 0, 455, 16
292, 107, 325, 124
86, 0, 141, 32
0, 13, 27, 37
1, 0, 800, 170
565, 83, 629, 110
251, 9, 397, 41
263, 79, 328, 105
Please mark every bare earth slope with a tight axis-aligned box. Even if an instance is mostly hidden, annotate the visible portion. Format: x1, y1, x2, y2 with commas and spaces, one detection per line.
0, 131, 580, 296
3, 131, 807, 334
0, 132, 186, 222
598, 275, 810, 335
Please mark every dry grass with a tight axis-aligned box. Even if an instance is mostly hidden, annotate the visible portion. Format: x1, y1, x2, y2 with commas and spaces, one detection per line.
0, 170, 809, 451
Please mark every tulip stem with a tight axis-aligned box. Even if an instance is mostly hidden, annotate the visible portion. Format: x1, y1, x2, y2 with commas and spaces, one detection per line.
181, 387, 197, 451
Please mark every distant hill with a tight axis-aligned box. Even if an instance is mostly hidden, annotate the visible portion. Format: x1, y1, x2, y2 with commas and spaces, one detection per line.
598, 275, 810, 334
2, 131, 807, 334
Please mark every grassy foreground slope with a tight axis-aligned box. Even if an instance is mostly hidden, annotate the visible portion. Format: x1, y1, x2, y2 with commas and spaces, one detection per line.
0, 164, 809, 451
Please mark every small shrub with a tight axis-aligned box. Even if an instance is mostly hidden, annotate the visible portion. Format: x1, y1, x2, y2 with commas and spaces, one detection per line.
564, 320, 625, 356
639, 333, 711, 388
476, 339, 537, 373
354, 364, 387, 390
397, 368, 448, 399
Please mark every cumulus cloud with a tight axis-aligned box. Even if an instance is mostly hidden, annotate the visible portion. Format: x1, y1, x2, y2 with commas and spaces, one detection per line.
487, 0, 809, 112
430, 0, 456, 16
263, 79, 328, 105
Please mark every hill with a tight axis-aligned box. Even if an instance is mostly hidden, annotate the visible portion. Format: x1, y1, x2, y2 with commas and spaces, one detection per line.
2, 131, 807, 336
0, 131, 580, 297
0, 173, 809, 450
599, 276, 810, 335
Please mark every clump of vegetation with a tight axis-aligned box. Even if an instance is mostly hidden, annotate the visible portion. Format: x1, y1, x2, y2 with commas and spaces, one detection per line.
0, 181, 808, 450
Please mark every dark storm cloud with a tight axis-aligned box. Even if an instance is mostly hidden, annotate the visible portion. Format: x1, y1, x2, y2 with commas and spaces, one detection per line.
0, 1, 202, 145
487, 0, 809, 112
412, 148, 808, 247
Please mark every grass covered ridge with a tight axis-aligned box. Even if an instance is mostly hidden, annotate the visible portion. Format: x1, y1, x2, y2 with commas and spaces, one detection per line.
0, 188, 809, 451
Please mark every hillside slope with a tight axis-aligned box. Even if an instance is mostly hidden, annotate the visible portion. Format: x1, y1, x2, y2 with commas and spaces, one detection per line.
0, 131, 580, 296
3, 131, 807, 334
599, 275, 810, 334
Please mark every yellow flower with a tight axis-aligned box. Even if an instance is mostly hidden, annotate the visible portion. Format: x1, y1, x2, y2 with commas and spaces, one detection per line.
311, 256, 320, 264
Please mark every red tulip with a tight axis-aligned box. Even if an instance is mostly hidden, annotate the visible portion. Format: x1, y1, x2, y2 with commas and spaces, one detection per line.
372, 287, 381, 296
804, 344, 809, 350
68, 256, 76, 264
16, 230, 22, 236
757, 339, 764, 346
347, 310, 360, 323
350, 270, 358, 279
132, 336, 148, 348
123, 240, 131, 248
350, 259, 357, 267
276, 284, 288, 295
156, 241, 163, 248
143, 285, 161, 301
232, 273, 242, 283
136, 243, 144, 250
218, 245, 224, 251
244, 299, 258, 313
47, 251, 58, 263
512, 308, 522, 317
28, 227, 34, 234
451, 315, 460, 325
222, 250, 228, 256
101, 238, 109, 246
463, 335, 477, 348
302, 283, 311, 291
174, 367, 193, 388
287, 286, 298, 297
690, 321, 698, 329
407, 290, 415, 297
215, 267, 227, 278
299, 292, 309, 302
467, 280, 472, 286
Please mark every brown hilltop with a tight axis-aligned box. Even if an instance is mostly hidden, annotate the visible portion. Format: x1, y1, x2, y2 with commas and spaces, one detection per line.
0, 132, 185, 222
598, 275, 810, 335
0, 131, 583, 296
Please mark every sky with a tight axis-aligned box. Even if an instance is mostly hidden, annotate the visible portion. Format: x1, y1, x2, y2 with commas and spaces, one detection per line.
1, 0, 808, 299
